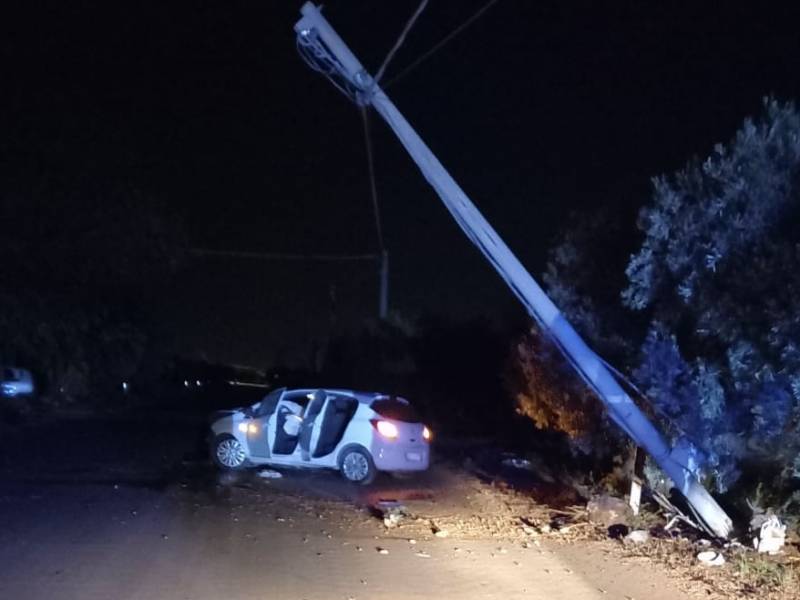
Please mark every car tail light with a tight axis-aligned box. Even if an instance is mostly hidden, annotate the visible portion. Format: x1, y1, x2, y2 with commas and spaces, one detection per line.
372, 419, 399, 439
423, 426, 432, 442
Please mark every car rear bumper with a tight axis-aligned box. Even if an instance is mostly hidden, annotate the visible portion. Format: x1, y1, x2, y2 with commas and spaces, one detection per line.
371, 443, 430, 472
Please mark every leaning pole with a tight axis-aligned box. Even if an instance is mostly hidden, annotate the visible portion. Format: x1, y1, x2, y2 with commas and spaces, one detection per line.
293, 2, 733, 538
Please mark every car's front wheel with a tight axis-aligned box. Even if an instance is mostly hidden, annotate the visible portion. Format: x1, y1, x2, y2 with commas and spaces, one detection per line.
338, 446, 376, 485
212, 434, 248, 470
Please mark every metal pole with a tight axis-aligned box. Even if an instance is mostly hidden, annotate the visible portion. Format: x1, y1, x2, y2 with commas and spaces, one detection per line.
294, 3, 732, 538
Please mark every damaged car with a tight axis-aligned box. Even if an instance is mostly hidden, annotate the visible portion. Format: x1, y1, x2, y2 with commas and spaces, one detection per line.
209, 388, 431, 484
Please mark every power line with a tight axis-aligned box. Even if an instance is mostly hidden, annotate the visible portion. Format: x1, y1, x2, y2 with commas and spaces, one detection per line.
191, 248, 380, 262
374, 0, 429, 84
360, 107, 384, 251
384, 0, 502, 89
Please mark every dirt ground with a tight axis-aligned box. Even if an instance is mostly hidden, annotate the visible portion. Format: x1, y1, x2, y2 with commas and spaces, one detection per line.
0, 414, 793, 599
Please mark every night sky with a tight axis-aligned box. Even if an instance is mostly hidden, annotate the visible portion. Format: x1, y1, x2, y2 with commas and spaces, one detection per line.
5, 1, 800, 367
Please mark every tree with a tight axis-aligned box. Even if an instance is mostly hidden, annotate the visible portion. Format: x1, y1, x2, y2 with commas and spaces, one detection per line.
542, 211, 642, 363
510, 98, 800, 502
624, 98, 800, 492
0, 143, 186, 406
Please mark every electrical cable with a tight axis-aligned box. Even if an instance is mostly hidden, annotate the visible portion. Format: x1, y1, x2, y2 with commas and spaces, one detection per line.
374, 0, 429, 84
383, 0, 502, 89
360, 107, 385, 252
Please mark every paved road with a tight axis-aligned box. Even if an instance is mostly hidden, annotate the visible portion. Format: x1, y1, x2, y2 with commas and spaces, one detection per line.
0, 415, 691, 600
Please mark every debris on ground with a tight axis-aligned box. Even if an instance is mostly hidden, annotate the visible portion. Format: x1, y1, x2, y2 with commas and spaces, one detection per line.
217, 454, 798, 600
498, 453, 556, 483
754, 516, 787, 555
432, 523, 450, 538
502, 457, 533, 470
586, 494, 631, 526
624, 530, 651, 544
697, 550, 725, 566
257, 469, 283, 479
373, 500, 407, 529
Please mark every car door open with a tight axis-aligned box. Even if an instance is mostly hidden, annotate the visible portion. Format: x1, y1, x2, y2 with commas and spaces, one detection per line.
312, 395, 358, 459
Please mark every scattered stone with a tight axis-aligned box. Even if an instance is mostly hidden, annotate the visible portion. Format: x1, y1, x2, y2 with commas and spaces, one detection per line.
697, 551, 725, 566
408, 539, 417, 545
502, 457, 533, 470
415, 552, 431, 558
377, 548, 389, 555
587, 495, 631, 526
624, 530, 650, 544
375, 501, 407, 529
257, 469, 282, 479
556, 525, 573, 534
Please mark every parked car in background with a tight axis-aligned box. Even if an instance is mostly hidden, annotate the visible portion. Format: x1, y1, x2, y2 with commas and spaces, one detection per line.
1, 367, 34, 398
209, 388, 431, 484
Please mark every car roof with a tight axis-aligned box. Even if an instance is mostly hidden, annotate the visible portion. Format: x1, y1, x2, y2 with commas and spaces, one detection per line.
283, 388, 397, 405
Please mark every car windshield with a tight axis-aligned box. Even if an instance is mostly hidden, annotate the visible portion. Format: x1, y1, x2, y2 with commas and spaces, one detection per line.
252, 387, 284, 417
370, 398, 420, 423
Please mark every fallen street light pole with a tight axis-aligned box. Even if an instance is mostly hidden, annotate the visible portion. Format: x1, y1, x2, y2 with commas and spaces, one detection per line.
293, 2, 733, 538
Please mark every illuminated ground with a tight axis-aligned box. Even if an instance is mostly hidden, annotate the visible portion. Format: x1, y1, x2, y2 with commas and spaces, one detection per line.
0, 414, 691, 600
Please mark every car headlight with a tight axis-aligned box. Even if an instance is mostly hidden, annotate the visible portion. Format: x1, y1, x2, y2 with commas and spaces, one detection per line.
423, 426, 432, 441
237, 421, 258, 435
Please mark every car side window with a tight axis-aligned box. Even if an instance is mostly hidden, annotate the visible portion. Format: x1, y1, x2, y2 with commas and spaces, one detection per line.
254, 388, 284, 418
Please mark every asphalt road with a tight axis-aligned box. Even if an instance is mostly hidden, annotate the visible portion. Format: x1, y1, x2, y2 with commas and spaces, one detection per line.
0, 414, 691, 600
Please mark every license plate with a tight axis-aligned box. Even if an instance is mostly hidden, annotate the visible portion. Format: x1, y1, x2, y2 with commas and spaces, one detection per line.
406, 452, 422, 461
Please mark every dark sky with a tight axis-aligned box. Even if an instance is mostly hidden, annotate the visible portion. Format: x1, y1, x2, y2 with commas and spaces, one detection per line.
5, 1, 800, 367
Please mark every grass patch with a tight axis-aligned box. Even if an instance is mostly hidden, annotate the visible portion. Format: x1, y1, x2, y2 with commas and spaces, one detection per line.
734, 553, 796, 590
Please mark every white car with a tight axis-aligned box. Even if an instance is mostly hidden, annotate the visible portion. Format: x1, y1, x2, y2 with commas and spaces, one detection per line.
1, 367, 34, 398
209, 387, 431, 484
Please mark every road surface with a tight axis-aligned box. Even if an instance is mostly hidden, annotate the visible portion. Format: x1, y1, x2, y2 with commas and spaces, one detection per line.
0, 413, 692, 600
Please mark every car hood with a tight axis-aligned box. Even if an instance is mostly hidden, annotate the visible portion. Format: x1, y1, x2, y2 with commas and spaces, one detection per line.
208, 409, 240, 424
209, 402, 258, 420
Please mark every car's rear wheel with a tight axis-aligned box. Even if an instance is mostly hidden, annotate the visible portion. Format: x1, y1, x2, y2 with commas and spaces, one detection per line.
339, 446, 376, 485
212, 434, 248, 470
